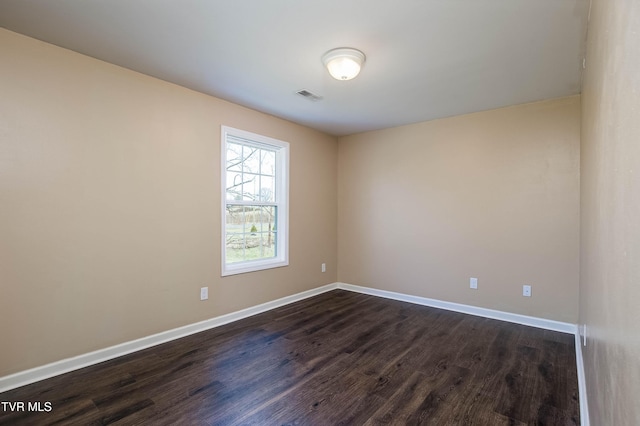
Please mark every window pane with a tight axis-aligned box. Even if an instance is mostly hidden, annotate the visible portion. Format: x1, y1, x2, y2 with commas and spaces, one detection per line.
225, 232, 245, 264
263, 232, 276, 258
225, 205, 277, 263
259, 206, 276, 256
226, 143, 243, 172
261, 150, 276, 176
225, 205, 243, 233
260, 176, 275, 202
225, 206, 246, 264
244, 206, 259, 234
258, 205, 276, 227
243, 146, 260, 174
226, 171, 243, 200
242, 173, 260, 201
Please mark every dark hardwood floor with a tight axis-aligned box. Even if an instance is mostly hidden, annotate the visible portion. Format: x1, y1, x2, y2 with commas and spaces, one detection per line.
0, 290, 579, 425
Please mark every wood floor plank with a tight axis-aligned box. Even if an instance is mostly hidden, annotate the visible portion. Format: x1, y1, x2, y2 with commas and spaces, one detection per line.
0, 290, 579, 425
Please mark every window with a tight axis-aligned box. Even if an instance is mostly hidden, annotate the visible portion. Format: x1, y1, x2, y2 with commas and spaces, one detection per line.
221, 126, 289, 276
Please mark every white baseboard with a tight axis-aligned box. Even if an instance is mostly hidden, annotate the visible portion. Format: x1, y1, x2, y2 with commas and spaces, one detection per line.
337, 282, 589, 426
2, 279, 587, 426
336, 282, 575, 333
574, 330, 590, 426
0, 283, 338, 393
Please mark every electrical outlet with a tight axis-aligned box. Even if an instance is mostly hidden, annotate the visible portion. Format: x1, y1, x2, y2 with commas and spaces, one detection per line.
470, 277, 478, 289
321, 263, 326, 273
200, 287, 208, 301
523, 285, 532, 297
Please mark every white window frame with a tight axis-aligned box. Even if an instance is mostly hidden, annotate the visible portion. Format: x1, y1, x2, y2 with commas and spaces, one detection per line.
221, 126, 289, 276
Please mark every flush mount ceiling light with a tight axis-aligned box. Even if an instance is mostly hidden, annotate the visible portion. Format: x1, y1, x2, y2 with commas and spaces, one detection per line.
322, 48, 366, 81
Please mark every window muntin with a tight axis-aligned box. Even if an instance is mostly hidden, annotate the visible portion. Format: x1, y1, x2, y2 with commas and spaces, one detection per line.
221, 126, 288, 276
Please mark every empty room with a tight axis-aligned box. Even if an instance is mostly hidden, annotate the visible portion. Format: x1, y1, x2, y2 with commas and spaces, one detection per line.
0, 1, 638, 425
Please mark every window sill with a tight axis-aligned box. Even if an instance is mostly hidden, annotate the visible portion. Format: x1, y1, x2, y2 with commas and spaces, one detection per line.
221, 258, 289, 277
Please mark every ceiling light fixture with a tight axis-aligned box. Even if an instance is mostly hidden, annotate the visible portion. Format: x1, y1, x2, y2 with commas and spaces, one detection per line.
322, 48, 366, 81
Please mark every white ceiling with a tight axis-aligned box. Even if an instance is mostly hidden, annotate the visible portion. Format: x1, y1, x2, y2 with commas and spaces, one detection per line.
0, 0, 589, 136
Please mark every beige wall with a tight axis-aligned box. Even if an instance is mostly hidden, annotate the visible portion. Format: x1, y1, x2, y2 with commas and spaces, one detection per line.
580, 0, 640, 424
338, 96, 580, 323
0, 29, 338, 377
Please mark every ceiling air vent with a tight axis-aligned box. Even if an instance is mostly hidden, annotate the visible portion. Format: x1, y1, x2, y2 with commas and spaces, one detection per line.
296, 89, 323, 102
